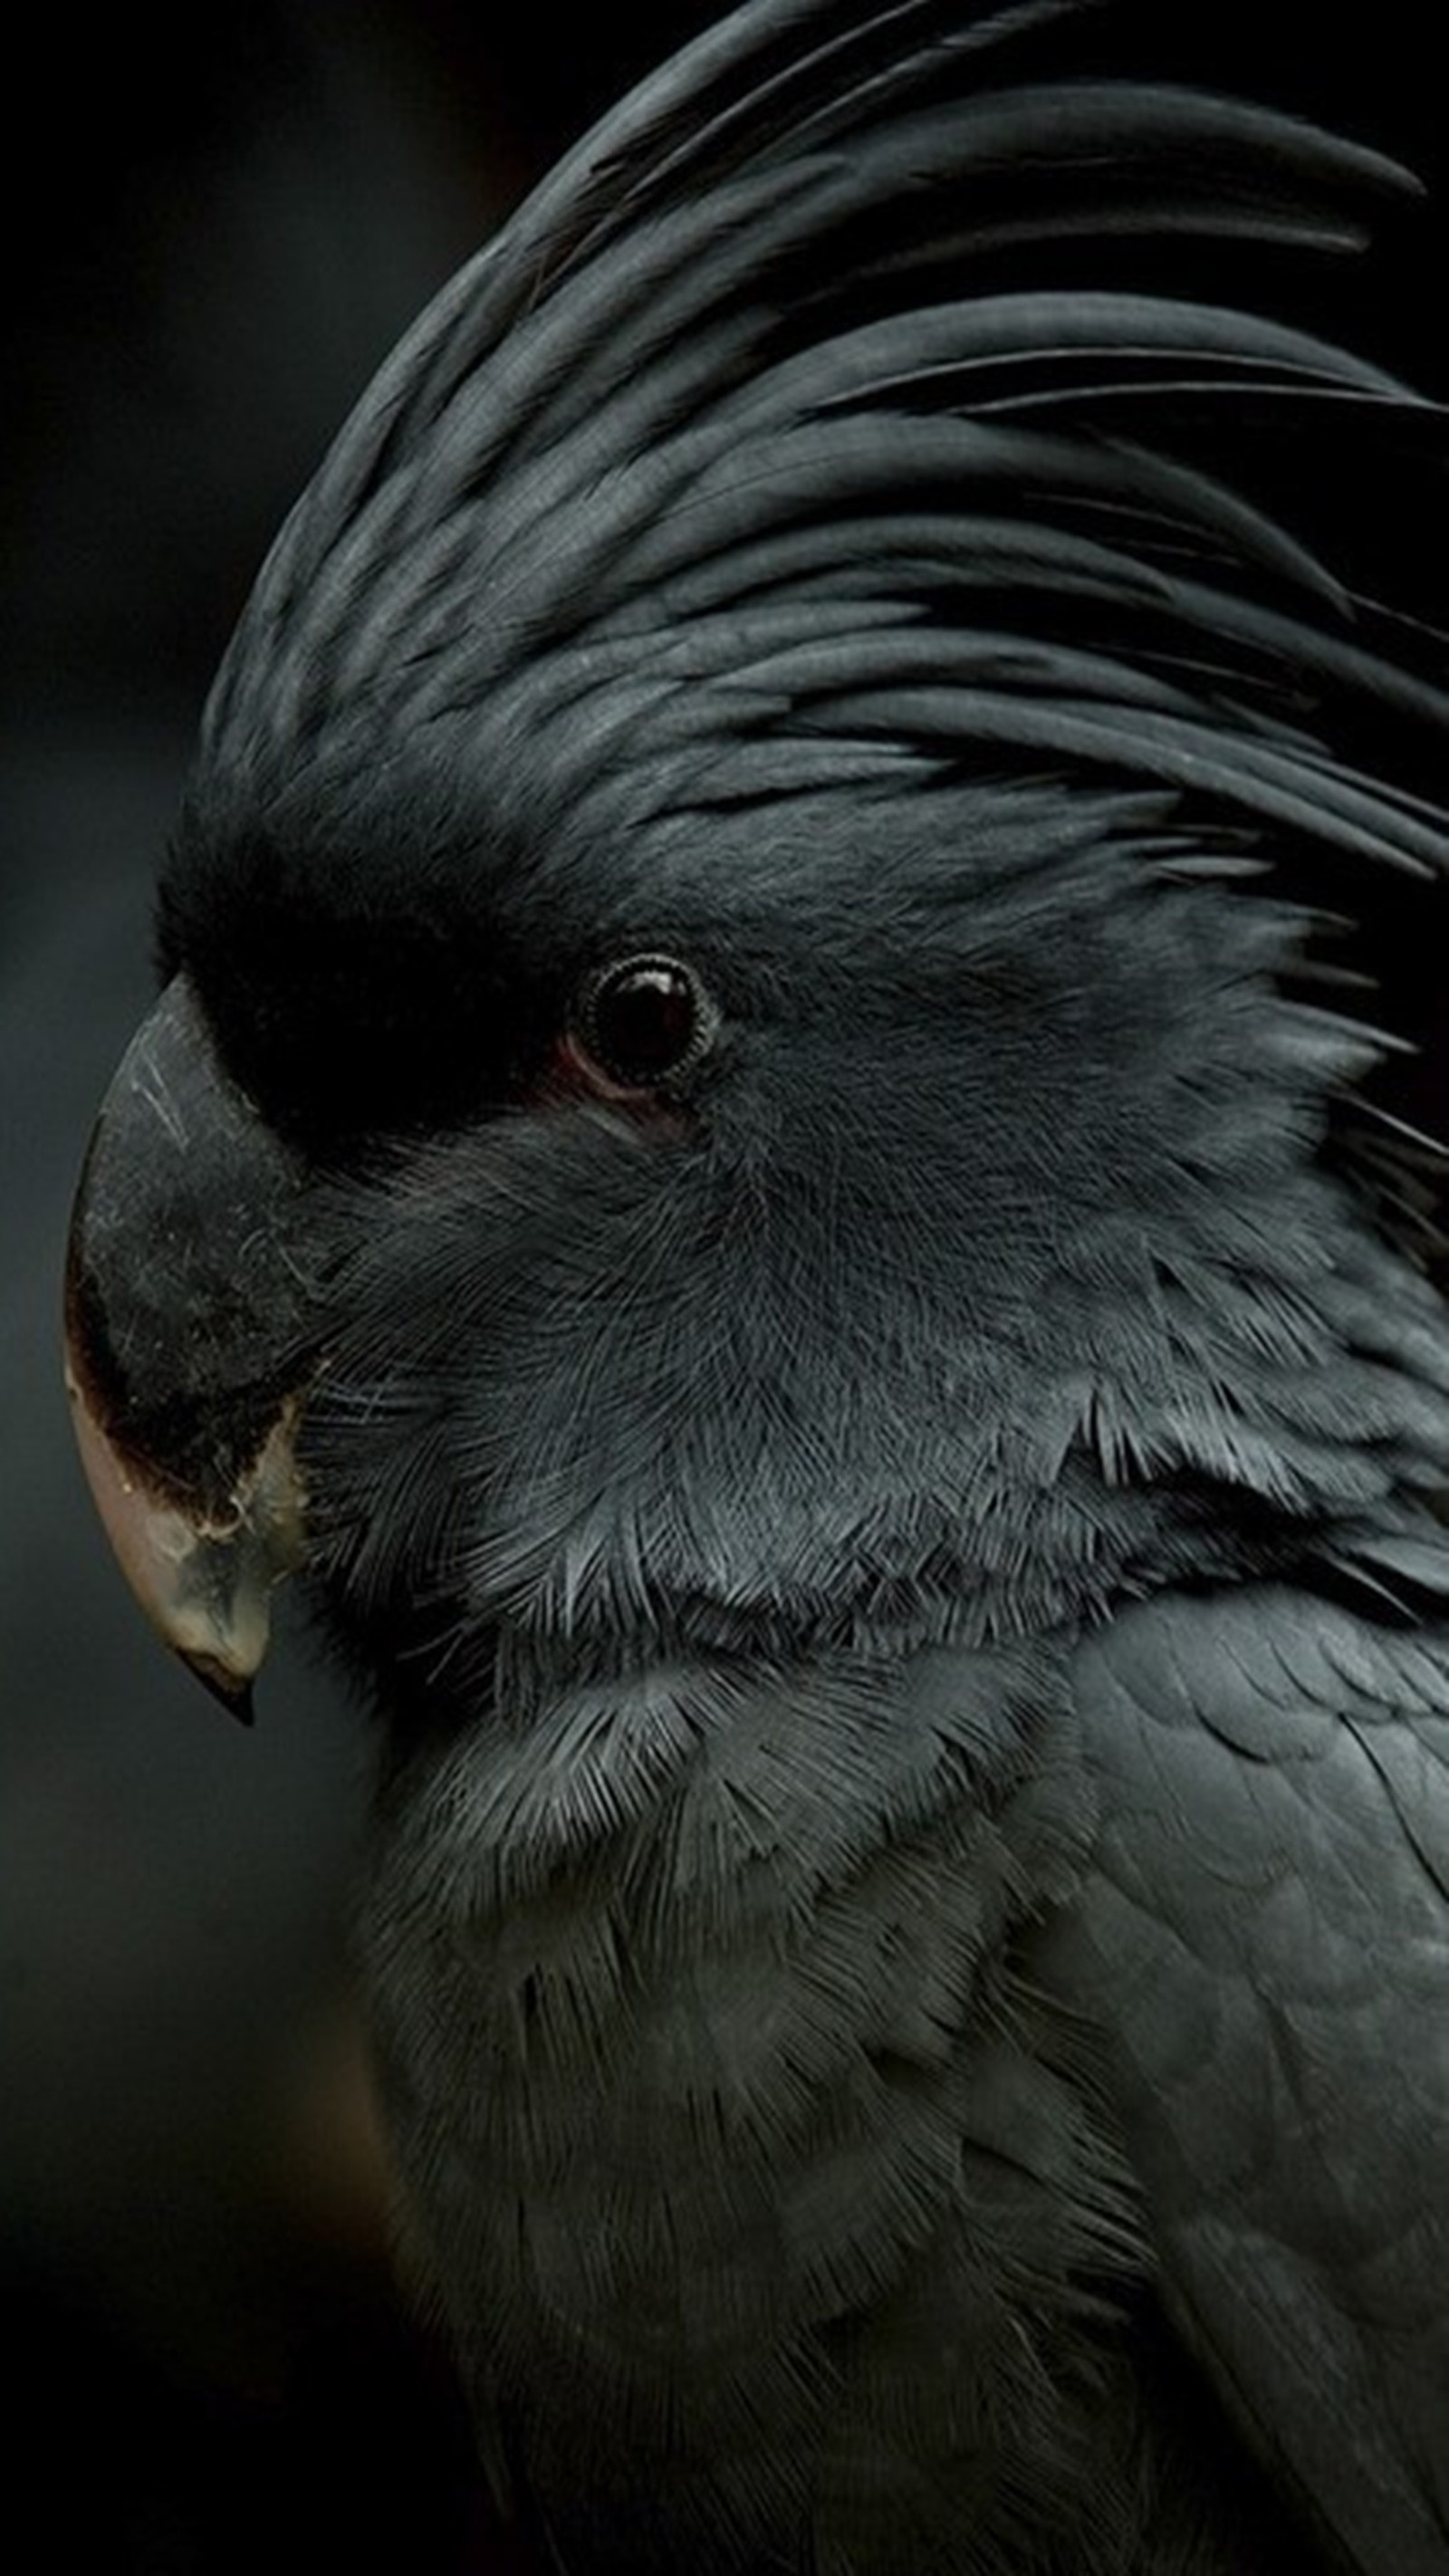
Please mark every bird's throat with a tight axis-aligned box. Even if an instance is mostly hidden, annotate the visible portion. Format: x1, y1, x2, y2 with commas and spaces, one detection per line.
358, 1638, 1134, 2565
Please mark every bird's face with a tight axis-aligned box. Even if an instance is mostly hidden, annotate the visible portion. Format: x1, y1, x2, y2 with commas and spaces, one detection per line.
66, 713, 1326, 1735
64, 0, 1447, 1743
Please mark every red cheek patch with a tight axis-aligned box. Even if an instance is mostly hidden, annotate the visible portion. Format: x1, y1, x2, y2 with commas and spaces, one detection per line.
527, 1033, 685, 1132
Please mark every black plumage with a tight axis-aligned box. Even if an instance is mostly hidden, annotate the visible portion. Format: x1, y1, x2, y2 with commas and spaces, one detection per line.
67, 3, 1449, 2570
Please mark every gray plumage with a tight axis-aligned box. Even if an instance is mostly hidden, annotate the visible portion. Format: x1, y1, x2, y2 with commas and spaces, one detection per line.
92, 0, 1449, 2567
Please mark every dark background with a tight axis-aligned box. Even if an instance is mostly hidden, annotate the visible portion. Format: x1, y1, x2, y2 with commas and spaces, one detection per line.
1, 11, 718, 2568
3, 5, 1445, 2568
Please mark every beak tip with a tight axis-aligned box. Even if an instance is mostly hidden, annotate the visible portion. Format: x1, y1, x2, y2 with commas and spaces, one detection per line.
189, 1660, 257, 1725
66, 1329, 298, 1726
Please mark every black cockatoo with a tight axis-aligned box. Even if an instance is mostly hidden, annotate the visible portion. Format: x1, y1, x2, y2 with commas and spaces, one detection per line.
64, 2, 1449, 2569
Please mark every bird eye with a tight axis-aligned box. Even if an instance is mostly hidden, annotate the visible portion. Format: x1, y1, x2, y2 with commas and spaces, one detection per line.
571, 953, 718, 1090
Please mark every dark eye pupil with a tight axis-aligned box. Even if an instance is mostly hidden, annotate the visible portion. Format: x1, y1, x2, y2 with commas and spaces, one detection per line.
582, 956, 706, 1085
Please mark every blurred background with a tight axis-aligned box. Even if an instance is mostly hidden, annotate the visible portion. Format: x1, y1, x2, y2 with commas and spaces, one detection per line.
2, 9, 718, 2567
3, 5, 1445, 2569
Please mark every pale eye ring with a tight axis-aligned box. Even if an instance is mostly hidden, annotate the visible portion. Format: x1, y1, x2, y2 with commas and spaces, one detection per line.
571, 953, 718, 1090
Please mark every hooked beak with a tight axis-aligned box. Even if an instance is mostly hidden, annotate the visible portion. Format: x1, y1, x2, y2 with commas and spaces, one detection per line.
64, 976, 315, 1715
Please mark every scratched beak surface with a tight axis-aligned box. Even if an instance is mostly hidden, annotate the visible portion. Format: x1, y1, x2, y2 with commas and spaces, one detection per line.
64, 976, 315, 1711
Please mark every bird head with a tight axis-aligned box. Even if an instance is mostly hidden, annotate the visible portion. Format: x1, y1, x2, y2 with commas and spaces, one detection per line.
66, 0, 1449, 1728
